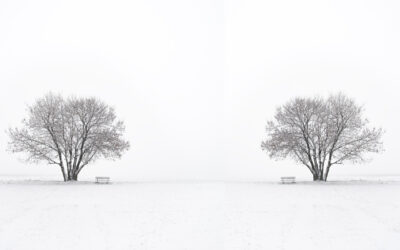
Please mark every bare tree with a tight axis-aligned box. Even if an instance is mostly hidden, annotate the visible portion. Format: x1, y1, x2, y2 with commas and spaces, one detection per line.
261, 93, 383, 181
8, 93, 130, 181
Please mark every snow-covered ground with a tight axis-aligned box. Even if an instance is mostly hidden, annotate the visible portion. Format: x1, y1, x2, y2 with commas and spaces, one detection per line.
0, 176, 399, 250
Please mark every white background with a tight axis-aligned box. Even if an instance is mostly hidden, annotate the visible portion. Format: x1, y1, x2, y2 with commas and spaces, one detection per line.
0, 0, 399, 181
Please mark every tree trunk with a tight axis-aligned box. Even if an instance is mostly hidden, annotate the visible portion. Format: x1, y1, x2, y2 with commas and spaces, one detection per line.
66, 171, 78, 181
312, 171, 326, 181
60, 165, 67, 182
310, 166, 329, 181
322, 165, 331, 182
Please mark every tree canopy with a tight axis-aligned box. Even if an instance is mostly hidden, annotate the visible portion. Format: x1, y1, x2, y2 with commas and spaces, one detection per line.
8, 93, 130, 181
261, 93, 383, 181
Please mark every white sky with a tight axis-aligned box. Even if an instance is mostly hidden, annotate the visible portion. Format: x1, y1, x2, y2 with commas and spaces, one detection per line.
0, 0, 399, 181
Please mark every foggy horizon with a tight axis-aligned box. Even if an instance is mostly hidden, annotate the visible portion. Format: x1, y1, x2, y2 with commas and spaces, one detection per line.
1, 0, 399, 181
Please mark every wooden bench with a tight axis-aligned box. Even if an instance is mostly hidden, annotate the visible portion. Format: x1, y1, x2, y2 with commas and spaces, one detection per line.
281, 176, 296, 184
95, 176, 110, 184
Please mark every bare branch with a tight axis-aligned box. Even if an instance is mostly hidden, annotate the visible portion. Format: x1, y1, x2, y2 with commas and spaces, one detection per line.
261, 93, 383, 181
7, 93, 130, 181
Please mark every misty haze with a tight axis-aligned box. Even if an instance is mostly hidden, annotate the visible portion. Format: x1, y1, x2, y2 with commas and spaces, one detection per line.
1, 0, 400, 249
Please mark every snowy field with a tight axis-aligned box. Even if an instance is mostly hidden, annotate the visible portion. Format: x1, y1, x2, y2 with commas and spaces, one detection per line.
0, 177, 400, 250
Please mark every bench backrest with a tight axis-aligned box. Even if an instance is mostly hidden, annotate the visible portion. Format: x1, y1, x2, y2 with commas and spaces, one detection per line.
95, 177, 110, 183
281, 177, 296, 183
